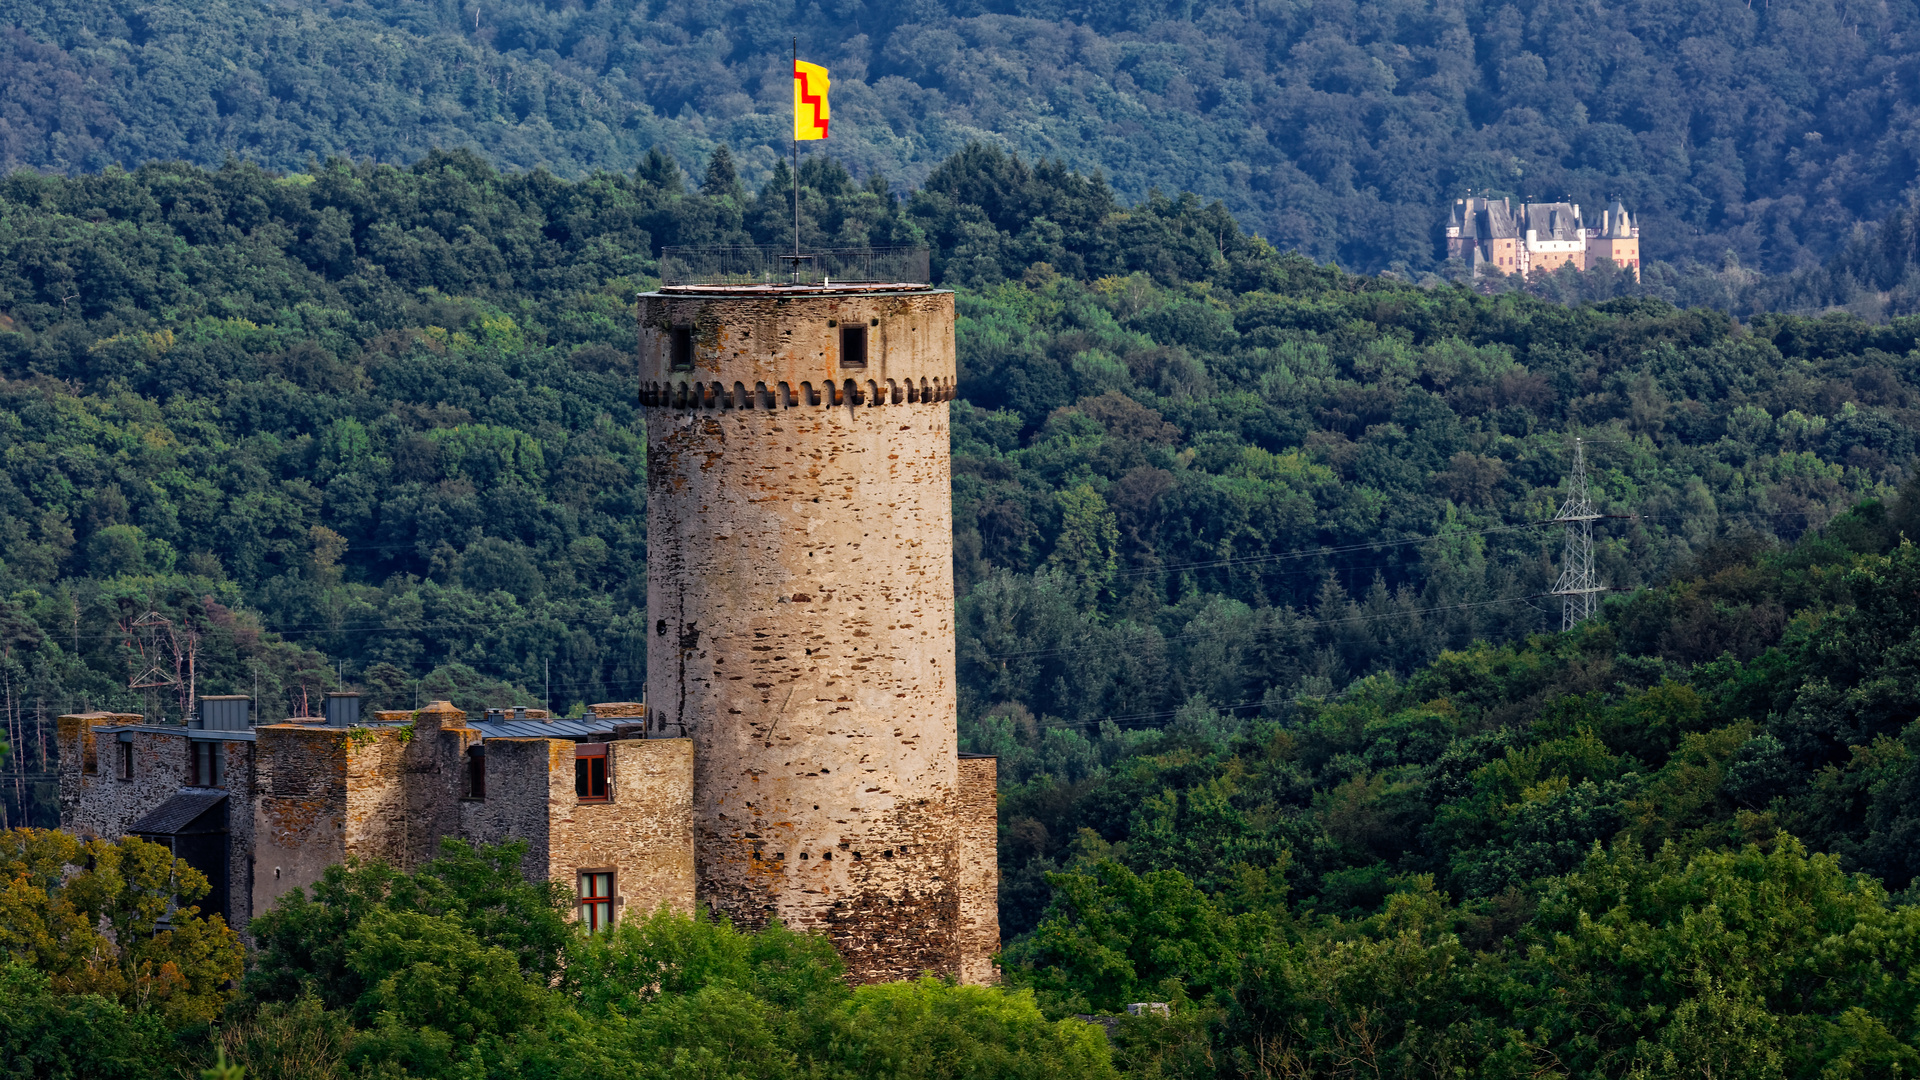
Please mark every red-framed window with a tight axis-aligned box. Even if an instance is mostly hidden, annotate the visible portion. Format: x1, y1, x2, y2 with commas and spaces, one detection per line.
575, 744, 608, 801
578, 871, 613, 932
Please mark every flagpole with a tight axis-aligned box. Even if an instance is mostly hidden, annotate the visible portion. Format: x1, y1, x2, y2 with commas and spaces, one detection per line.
792, 37, 800, 276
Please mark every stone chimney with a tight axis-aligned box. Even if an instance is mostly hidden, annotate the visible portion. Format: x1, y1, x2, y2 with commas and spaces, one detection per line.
412, 700, 468, 733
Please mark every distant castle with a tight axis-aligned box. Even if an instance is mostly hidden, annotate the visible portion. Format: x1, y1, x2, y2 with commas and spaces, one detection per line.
1446, 197, 1640, 281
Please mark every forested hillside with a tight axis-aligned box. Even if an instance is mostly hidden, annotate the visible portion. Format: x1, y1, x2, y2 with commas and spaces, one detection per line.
5, 0, 1920, 274
0, 146, 1913, 835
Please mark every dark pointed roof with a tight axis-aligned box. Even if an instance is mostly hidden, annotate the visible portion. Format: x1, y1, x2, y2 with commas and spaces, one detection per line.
127, 791, 228, 835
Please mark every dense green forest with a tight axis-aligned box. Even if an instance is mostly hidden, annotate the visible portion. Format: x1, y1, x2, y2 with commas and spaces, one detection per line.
0, 146, 1912, 829
15, 506, 1920, 1074
9, 0, 1920, 276
6, 144, 1920, 1075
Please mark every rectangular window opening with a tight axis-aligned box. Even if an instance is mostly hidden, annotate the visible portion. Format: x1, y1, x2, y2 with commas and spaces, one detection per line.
578, 871, 614, 932
669, 327, 693, 371
189, 742, 224, 787
576, 744, 608, 801
118, 741, 134, 781
840, 326, 868, 368
466, 745, 486, 800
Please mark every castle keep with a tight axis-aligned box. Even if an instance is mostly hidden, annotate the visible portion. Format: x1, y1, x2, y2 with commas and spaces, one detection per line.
1447, 197, 1641, 280
637, 282, 996, 985
59, 277, 999, 986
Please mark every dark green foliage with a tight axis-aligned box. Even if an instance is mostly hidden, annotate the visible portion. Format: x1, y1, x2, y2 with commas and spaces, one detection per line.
231, 855, 1118, 1080
1003, 859, 1255, 1015
6, 0, 1920, 279
0, 964, 175, 1080
989, 486, 1920, 959
243, 838, 574, 1014
1206, 840, 1920, 1080
3, 147, 1907, 831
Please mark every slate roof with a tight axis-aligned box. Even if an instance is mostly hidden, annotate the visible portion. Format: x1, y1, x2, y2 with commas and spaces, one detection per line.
1524, 202, 1584, 240
470, 717, 630, 740
1479, 201, 1522, 238
128, 790, 228, 835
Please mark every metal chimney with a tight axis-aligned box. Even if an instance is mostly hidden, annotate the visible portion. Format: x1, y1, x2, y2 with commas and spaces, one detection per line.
198, 695, 252, 731
324, 692, 362, 727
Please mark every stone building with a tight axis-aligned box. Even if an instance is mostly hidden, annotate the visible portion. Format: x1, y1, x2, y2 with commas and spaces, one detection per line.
1587, 199, 1642, 281
637, 280, 997, 985
1446, 196, 1642, 281
59, 697, 694, 933
61, 273, 1000, 987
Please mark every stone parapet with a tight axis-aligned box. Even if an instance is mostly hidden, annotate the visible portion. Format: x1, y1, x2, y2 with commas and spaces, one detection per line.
638, 287, 956, 411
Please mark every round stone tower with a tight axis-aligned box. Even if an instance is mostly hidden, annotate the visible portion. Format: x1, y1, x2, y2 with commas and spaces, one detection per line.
638, 282, 981, 982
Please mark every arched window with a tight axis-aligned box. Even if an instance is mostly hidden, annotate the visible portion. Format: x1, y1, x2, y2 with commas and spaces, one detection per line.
756, 382, 772, 409
845, 378, 862, 405
888, 379, 901, 404
673, 382, 688, 408
779, 381, 795, 408
800, 381, 817, 406
734, 381, 749, 408
866, 379, 880, 405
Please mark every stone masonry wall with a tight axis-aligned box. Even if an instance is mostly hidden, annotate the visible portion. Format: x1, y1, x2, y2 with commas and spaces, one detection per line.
460, 737, 561, 884
641, 288, 967, 982
217, 738, 257, 928
955, 756, 1000, 985
548, 738, 695, 921
252, 725, 350, 915
56, 712, 152, 838
402, 702, 483, 869
342, 728, 409, 869
253, 724, 413, 914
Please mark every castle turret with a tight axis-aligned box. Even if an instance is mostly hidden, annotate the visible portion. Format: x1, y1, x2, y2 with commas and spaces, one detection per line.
637, 277, 996, 983
1587, 199, 1641, 281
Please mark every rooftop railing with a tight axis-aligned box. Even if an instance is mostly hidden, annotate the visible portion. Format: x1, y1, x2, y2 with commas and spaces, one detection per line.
658, 246, 930, 287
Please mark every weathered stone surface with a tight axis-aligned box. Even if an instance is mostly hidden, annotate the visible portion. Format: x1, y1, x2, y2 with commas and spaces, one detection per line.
462, 736, 697, 918
640, 286, 992, 983
554, 738, 696, 918
56, 712, 154, 838
401, 701, 483, 868
956, 755, 1001, 985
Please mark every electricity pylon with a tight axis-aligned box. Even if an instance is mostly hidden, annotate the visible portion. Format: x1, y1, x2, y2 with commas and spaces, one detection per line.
1551, 438, 1605, 630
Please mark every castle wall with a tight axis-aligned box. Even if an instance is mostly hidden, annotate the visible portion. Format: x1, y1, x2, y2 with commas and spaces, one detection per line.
55, 712, 153, 839
549, 738, 696, 920
460, 735, 697, 926
1588, 237, 1642, 280
252, 724, 411, 914
461, 737, 563, 883
400, 702, 483, 868
956, 755, 1001, 984
640, 287, 969, 982
217, 738, 257, 927
342, 727, 409, 868
252, 725, 351, 915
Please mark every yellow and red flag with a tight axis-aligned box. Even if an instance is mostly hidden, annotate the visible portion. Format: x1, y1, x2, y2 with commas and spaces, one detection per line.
794, 60, 829, 140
